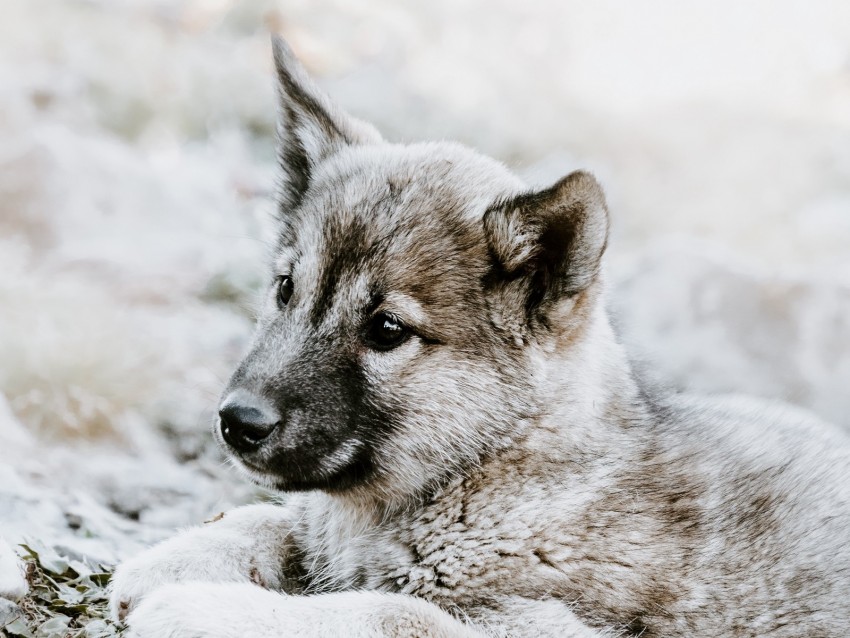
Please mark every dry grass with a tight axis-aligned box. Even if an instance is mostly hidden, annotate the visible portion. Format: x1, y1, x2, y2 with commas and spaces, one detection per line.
3, 542, 119, 637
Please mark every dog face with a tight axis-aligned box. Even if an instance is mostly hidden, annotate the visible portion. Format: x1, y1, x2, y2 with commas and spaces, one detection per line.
217, 37, 609, 503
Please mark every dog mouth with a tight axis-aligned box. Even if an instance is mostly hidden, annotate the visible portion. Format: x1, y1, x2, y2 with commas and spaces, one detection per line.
223, 437, 374, 493
235, 457, 269, 476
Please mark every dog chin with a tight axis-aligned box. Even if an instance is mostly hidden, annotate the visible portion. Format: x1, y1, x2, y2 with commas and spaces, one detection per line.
227, 447, 374, 494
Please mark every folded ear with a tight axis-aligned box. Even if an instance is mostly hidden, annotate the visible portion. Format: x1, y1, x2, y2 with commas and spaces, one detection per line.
271, 36, 382, 213
483, 171, 609, 320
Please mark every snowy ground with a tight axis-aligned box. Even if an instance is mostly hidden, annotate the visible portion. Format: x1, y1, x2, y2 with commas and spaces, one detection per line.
1, 0, 849, 634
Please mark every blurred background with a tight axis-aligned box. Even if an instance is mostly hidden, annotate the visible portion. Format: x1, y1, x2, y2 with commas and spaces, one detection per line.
1, 0, 849, 579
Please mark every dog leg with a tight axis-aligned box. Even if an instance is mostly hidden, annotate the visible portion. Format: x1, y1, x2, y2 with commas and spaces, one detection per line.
125, 583, 484, 638
126, 582, 609, 638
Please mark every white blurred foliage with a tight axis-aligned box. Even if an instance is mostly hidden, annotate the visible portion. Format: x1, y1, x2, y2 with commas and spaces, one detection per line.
0, 0, 848, 560
611, 241, 850, 428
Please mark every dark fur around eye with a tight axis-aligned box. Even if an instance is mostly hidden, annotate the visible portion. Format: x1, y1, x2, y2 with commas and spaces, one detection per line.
364, 312, 410, 351
277, 276, 294, 308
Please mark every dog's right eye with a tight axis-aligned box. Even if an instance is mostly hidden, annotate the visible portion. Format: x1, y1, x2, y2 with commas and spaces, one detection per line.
365, 312, 410, 351
277, 276, 294, 308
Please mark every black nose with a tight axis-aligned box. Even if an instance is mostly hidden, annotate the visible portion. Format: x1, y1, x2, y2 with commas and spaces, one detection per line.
219, 403, 278, 453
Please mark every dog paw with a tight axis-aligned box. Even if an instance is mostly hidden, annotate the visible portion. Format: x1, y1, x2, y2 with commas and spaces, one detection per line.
109, 547, 179, 622
109, 533, 232, 622
126, 582, 284, 638
109, 504, 297, 622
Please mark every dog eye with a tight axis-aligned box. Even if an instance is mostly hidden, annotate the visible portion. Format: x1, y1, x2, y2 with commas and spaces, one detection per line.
365, 313, 410, 351
277, 276, 294, 308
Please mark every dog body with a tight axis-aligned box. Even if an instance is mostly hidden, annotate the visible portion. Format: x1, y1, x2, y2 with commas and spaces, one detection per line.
109, 37, 850, 637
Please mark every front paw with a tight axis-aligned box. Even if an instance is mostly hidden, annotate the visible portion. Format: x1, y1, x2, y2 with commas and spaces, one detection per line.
109, 532, 236, 621
109, 504, 295, 621
109, 545, 182, 621
126, 582, 285, 638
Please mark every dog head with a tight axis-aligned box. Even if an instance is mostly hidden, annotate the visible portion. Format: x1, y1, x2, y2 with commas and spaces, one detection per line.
217, 37, 609, 504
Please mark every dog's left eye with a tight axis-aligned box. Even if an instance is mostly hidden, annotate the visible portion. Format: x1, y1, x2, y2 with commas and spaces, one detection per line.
365, 313, 410, 351
277, 276, 294, 308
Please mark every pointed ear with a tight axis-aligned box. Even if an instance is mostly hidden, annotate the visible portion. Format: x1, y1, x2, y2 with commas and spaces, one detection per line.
483, 171, 609, 318
271, 35, 382, 212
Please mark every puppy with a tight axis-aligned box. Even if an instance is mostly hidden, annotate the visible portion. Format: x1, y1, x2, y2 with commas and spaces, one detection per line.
110, 36, 850, 637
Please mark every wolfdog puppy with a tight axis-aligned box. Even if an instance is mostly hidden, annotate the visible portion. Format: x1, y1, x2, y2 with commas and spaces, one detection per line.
110, 36, 850, 637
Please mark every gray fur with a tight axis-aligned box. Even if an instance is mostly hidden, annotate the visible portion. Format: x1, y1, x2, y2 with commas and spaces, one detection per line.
110, 36, 850, 638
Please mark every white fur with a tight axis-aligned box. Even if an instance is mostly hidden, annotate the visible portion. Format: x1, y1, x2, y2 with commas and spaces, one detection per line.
110, 504, 299, 621
127, 583, 484, 638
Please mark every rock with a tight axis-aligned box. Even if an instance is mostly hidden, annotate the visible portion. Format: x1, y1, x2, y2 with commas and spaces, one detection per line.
0, 536, 28, 601
0, 597, 25, 631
